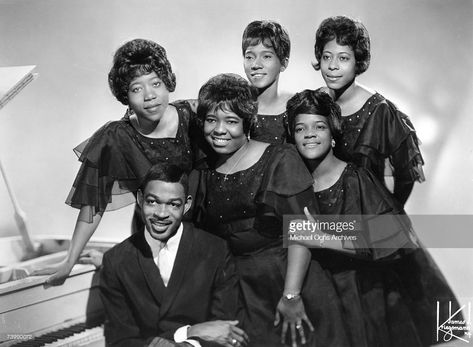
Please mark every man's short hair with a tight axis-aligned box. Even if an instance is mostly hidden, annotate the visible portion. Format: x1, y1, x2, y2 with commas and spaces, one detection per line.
139, 165, 189, 195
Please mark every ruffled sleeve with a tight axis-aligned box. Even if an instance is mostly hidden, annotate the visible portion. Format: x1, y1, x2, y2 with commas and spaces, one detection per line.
256, 144, 315, 217
388, 106, 425, 182
355, 96, 425, 184
65, 120, 151, 223
341, 165, 418, 260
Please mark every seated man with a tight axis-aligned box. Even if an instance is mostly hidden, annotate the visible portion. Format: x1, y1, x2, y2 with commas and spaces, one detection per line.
100, 164, 248, 347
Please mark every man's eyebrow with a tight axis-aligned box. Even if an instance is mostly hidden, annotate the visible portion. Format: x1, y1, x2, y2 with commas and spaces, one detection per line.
145, 194, 183, 203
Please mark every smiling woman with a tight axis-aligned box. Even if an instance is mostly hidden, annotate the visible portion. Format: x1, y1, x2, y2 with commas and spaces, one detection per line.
242, 20, 292, 144
127, 72, 174, 136
31, 39, 197, 285
192, 74, 350, 346
282, 88, 463, 347
313, 16, 424, 207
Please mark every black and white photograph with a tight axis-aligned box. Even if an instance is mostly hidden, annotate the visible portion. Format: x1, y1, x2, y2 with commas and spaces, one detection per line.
1, 0, 472, 346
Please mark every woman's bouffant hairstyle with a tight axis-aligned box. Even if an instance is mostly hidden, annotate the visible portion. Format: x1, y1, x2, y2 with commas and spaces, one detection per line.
286, 88, 342, 142
108, 39, 176, 105
197, 74, 258, 135
242, 20, 291, 63
313, 16, 370, 75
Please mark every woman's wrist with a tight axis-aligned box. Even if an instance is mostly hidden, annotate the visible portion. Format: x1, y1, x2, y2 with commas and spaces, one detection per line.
63, 257, 77, 269
283, 287, 301, 295
282, 290, 301, 301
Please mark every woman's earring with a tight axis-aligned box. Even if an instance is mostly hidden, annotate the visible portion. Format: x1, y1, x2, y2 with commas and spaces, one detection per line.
331, 139, 336, 148
127, 107, 134, 116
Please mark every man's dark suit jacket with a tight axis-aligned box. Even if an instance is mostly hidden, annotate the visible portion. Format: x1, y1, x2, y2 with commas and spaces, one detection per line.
100, 222, 241, 347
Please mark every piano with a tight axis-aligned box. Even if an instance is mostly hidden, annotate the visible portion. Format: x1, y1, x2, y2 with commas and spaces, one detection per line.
1, 66, 116, 346
0, 236, 115, 347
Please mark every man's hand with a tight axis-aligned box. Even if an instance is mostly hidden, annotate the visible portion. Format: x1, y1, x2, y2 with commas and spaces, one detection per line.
188, 320, 248, 347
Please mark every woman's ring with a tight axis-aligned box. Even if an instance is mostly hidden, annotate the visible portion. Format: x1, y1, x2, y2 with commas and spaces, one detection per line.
296, 324, 302, 330
232, 338, 237, 345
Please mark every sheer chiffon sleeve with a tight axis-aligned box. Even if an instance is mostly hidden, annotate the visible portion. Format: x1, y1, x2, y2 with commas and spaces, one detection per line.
341, 166, 419, 260
256, 144, 315, 217
66, 101, 195, 223
356, 98, 425, 184
65, 121, 149, 222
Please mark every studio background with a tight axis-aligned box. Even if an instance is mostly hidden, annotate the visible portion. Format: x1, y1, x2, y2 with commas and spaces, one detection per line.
1, 0, 472, 307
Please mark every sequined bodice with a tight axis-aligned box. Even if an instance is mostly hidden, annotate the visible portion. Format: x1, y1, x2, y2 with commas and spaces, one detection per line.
204, 147, 272, 224
250, 113, 288, 144
335, 94, 381, 162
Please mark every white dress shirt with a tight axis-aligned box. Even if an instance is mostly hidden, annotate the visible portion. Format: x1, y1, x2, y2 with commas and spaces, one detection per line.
144, 223, 201, 347
144, 222, 183, 286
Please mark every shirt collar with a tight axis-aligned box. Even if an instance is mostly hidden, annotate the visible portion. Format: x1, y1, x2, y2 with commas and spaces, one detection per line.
165, 223, 183, 252
144, 223, 184, 255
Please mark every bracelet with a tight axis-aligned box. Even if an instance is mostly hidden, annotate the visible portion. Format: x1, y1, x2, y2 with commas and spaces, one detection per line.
283, 292, 301, 301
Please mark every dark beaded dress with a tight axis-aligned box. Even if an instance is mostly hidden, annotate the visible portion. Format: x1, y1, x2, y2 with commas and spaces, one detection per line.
194, 144, 350, 347
327, 93, 462, 346
66, 101, 194, 223
334, 93, 425, 189
304, 164, 422, 346
250, 112, 288, 144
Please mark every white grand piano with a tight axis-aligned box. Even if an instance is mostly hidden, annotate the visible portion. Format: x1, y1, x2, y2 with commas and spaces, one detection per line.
0, 238, 114, 347
0, 66, 115, 347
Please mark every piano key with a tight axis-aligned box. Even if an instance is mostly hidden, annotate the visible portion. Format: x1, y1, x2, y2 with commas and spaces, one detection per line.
42, 326, 104, 347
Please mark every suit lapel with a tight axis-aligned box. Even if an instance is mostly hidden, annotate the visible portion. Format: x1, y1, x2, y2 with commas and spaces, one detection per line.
158, 223, 195, 318
135, 232, 167, 305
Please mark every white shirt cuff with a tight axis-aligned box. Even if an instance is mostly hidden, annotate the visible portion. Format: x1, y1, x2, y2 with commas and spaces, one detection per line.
174, 325, 190, 342
174, 325, 202, 347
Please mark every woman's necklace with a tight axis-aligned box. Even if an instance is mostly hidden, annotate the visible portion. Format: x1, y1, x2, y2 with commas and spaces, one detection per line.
223, 141, 250, 181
